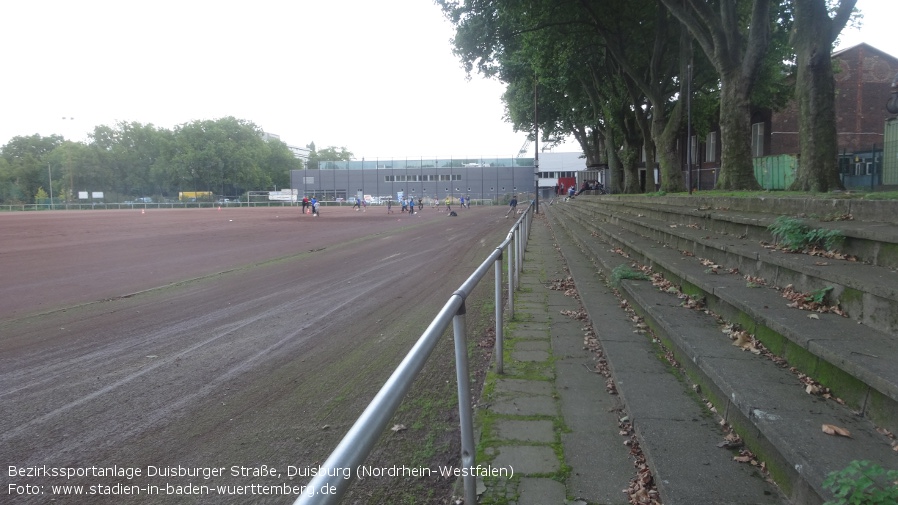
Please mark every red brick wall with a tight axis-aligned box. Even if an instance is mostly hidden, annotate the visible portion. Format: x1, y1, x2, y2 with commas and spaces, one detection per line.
769, 43, 898, 156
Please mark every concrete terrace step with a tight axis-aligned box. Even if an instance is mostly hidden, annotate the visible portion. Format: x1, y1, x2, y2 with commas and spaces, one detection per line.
545, 215, 788, 505
602, 194, 898, 225
570, 198, 898, 335
546, 201, 898, 504
552, 199, 898, 432
588, 195, 898, 269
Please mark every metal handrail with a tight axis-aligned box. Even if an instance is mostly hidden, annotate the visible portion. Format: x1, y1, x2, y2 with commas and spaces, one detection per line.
294, 203, 534, 505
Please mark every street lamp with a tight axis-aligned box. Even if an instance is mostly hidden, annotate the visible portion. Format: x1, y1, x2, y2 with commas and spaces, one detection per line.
47, 162, 54, 209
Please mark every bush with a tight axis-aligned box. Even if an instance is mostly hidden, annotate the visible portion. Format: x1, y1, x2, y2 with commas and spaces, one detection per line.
822, 460, 898, 505
768, 216, 844, 252
611, 265, 650, 286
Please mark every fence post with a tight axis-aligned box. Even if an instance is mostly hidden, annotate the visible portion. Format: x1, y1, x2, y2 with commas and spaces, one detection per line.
452, 302, 477, 505
494, 251, 504, 374
514, 226, 521, 287
507, 238, 514, 318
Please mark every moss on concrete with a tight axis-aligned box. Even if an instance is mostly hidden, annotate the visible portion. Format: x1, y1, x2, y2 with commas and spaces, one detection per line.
812, 359, 868, 410
752, 324, 788, 356
867, 389, 898, 435
837, 286, 864, 306
877, 242, 898, 268
782, 343, 819, 377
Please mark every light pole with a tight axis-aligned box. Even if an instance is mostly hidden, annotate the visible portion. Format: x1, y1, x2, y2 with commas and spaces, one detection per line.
687, 63, 693, 194
534, 79, 539, 213
61, 116, 75, 199
47, 162, 54, 208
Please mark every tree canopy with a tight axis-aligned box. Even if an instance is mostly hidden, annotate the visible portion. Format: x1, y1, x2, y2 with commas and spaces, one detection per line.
438, 0, 861, 193
0, 117, 316, 204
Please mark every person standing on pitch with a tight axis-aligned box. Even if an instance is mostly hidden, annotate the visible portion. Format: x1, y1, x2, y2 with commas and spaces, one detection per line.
409, 197, 415, 215
505, 195, 518, 218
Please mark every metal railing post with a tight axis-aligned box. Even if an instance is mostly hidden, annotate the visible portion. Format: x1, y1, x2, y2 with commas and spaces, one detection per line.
452, 302, 477, 505
507, 240, 514, 317
514, 227, 520, 287
494, 251, 504, 374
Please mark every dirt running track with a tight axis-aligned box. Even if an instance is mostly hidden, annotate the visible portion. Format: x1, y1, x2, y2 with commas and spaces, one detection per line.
0, 205, 511, 504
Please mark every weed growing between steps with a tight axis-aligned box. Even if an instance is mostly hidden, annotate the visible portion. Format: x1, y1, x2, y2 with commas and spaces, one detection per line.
610, 264, 651, 286
766, 216, 847, 254
822, 460, 898, 505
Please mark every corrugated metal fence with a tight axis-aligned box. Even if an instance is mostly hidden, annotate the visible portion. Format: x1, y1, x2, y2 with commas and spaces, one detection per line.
753, 154, 797, 190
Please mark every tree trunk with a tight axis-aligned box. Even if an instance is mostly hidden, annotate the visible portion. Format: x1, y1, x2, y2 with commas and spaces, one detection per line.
789, 0, 855, 192
604, 133, 623, 193
660, 0, 771, 191
655, 100, 686, 192
716, 75, 761, 190
621, 141, 642, 193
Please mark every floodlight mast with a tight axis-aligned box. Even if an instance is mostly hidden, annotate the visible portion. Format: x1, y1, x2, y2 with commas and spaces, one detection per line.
534, 79, 539, 214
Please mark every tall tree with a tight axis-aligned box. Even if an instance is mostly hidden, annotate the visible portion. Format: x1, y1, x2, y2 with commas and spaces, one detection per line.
307, 145, 354, 170
0, 134, 63, 204
579, 0, 691, 192
439, 0, 616, 184
660, 0, 773, 190
88, 122, 166, 198
788, 0, 856, 191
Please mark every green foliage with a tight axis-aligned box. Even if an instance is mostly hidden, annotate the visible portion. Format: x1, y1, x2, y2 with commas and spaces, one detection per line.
305, 144, 353, 170
767, 216, 844, 252
822, 460, 898, 505
611, 265, 650, 286
805, 286, 833, 305
34, 187, 48, 202
0, 117, 302, 204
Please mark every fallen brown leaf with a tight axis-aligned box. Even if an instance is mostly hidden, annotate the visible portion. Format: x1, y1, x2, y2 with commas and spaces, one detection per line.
732, 331, 752, 348
822, 424, 851, 438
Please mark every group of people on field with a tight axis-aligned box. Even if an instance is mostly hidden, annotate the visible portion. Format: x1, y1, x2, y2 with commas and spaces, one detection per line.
298, 194, 526, 218
301, 196, 320, 216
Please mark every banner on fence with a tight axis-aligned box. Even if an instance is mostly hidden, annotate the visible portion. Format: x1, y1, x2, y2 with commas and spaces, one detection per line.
269, 189, 298, 202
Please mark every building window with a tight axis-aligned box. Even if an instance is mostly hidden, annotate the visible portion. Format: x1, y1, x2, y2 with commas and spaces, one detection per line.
706, 132, 717, 162
751, 123, 764, 157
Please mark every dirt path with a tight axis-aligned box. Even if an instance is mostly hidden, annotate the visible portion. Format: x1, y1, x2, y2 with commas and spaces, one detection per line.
0, 206, 508, 504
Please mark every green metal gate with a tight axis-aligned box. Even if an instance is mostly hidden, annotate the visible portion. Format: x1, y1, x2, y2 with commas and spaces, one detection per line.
884, 118, 898, 185
753, 154, 797, 190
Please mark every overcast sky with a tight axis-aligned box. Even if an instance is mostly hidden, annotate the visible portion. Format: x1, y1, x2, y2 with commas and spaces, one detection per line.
1, 0, 893, 160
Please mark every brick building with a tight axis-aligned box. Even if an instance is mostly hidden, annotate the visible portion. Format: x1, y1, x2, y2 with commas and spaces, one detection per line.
768, 43, 897, 155
688, 43, 898, 189
766, 43, 898, 187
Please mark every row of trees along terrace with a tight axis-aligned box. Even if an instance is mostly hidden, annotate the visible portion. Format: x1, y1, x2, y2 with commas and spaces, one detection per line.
437, 0, 860, 193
